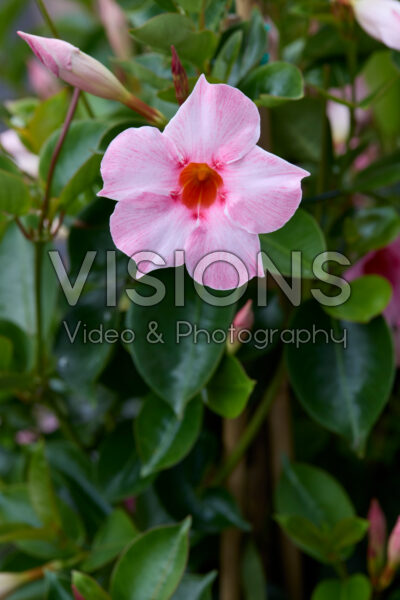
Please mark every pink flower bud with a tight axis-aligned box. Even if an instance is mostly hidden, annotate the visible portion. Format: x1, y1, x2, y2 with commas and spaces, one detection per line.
171, 46, 189, 106
0, 129, 39, 178
28, 58, 61, 99
227, 300, 255, 354
350, 0, 400, 51
0, 567, 44, 598
18, 32, 165, 125
98, 0, 132, 60
388, 517, 400, 569
367, 499, 387, 582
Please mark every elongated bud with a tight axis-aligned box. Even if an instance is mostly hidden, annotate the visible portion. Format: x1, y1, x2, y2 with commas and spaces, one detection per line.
349, 0, 400, 52
98, 0, 132, 60
379, 517, 400, 589
227, 299, 254, 354
367, 499, 387, 584
18, 32, 165, 126
0, 566, 45, 599
171, 46, 189, 105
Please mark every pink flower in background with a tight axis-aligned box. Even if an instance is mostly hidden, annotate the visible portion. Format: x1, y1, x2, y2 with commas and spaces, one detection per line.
346, 236, 400, 361
98, 0, 132, 60
99, 75, 308, 290
27, 58, 61, 99
351, 0, 400, 51
0, 129, 39, 177
227, 299, 255, 353
368, 499, 387, 582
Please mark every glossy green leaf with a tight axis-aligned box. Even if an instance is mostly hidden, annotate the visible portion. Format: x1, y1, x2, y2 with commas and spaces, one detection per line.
45, 572, 74, 600
171, 572, 217, 600
72, 572, 110, 600
111, 518, 191, 600
240, 62, 304, 107
126, 268, 236, 416
241, 542, 267, 600
228, 10, 267, 86
260, 209, 326, 278
0, 169, 31, 216
82, 509, 138, 573
212, 30, 243, 82
202, 354, 255, 418
345, 207, 400, 254
351, 149, 400, 193
312, 575, 372, 600
22, 90, 69, 153
324, 275, 392, 323
0, 320, 31, 372
286, 301, 395, 450
153, 0, 178, 10
136, 394, 203, 477
28, 442, 62, 530
39, 120, 108, 198
59, 153, 102, 211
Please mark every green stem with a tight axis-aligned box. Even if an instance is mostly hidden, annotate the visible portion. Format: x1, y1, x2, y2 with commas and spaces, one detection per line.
212, 360, 285, 486
346, 35, 358, 152
199, 0, 207, 30
34, 240, 45, 377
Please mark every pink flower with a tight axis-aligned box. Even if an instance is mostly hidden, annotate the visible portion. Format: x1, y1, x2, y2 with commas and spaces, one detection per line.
98, 0, 132, 60
27, 58, 61, 99
99, 75, 308, 290
72, 586, 86, 600
346, 236, 400, 362
0, 129, 39, 177
227, 299, 255, 353
18, 32, 164, 124
379, 516, 400, 589
351, 0, 400, 51
367, 499, 387, 581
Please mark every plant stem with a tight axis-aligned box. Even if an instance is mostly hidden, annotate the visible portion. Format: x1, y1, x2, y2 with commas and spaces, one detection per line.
334, 561, 348, 580
212, 359, 286, 486
39, 87, 80, 235
34, 239, 45, 376
199, 0, 207, 29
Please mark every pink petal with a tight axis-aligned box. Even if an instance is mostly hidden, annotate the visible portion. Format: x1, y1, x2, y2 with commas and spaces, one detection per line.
353, 0, 400, 51
99, 126, 181, 202
184, 205, 264, 290
110, 193, 195, 275
164, 74, 260, 165
222, 145, 309, 234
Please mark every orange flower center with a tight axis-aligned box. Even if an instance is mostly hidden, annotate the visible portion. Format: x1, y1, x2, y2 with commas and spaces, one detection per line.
179, 162, 223, 210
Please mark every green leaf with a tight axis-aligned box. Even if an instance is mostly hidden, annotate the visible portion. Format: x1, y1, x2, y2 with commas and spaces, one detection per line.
176, 0, 203, 11
45, 572, 74, 600
260, 209, 326, 279
351, 149, 400, 193
324, 275, 392, 323
286, 301, 395, 451
345, 207, 400, 254
131, 14, 218, 68
275, 514, 328, 562
0, 169, 31, 216
329, 517, 369, 552
39, 120, 108, 198
54, 297, 118, 390
22, 90, 70, 153
0, 335, 12, 371
228, 10, 267, 86
364, 50, 400, 139
0, 224, 58, 337
111, 518, 191, 600
82, 509, 138, 573
126, 268, 236, 416
202, 354, 255, 418
0, 320, 31, 372
135, 395, 203, 477
72, 572, 111, 600
312, 575, 372, 600
153, 0, 178, 11
276, 461, 355, 529
59, 153, 102, 211
240, 62, 304, 107
171, 572, 217, 600
241, 542, 267, 600
28, 442, 62, 531
212, 30, 243, 82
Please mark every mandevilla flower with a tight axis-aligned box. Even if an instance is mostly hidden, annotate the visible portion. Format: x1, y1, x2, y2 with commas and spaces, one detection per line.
379, 517, 400, 588
227, 299, 255, 354
350, 0, 400, 51
98, 0, 132, 60
99, 75, 309, 290
0, 129, 39, 178
367, 499, 387, 583
28, 57, 61, 99
18, 32, 164, 125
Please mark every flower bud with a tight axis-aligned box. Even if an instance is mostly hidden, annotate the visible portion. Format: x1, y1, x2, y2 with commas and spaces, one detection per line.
367, 499, 387, 583
350, 0, 400, 51
98, 0, 132, 60
18, 32, 165, 125
171, 46, 189, 106
0, 567, 44, 599
379, 517, 400, 589
72, 585, 85, 600
227, 299, 254, 354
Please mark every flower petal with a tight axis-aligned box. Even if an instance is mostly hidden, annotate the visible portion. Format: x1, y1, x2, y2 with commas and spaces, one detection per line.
223, 145, 309, 234
110, 193, 196, 275
164, 74, 260, 164
99, 126, 181, 202
353, 0, 400, 51
184, 206, 264, 290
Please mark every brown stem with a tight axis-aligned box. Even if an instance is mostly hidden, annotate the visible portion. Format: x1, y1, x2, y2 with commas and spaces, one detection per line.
15, 217, 32, 240
39, 88, 80, 236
